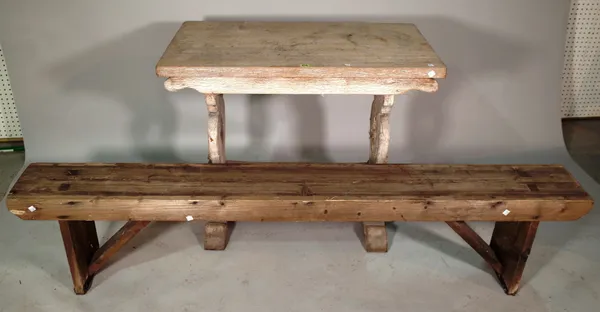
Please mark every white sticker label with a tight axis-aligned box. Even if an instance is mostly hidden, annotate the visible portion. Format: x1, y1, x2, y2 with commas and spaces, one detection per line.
185, 215, 194, 221
27, 206, 36, 212
428, 63, 434, 67
502, 209, 511, 216
428, 70, 436, 78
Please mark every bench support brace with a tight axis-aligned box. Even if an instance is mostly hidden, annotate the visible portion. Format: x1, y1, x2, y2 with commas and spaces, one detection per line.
446, 221, 539, 295
59, 220, 150, 294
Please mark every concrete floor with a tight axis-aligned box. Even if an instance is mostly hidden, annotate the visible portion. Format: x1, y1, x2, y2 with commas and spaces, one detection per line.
0, 145, 599, 311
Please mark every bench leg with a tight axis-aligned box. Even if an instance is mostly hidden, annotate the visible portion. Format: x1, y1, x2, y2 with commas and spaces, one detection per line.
490, 221, 539, 295
59, 221, 99, 295
203, 93, 232, 250
363, 95, 395, 252
363, 222, 388, 252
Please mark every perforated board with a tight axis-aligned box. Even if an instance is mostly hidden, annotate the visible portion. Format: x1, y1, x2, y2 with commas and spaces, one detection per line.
562, 0, 600, 118
0, 44, 22, 138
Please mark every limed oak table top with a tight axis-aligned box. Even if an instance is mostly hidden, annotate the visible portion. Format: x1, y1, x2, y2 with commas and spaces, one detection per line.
156, 21, 446, 79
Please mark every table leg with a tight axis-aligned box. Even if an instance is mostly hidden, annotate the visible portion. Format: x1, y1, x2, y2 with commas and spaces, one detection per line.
205, 221, 229, 250
363, 221, 388, 252
205, 93, 226, 164
59, 221, 99, 294
204, 93, 230, 250
363, 95, 395, 252
368, 95, 395, 164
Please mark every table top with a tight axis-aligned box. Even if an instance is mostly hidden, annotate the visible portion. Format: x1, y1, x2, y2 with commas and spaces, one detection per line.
156, 21, 446, 79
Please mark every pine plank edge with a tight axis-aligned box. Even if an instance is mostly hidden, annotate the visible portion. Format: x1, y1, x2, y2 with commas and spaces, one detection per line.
157, 67, 447, 80
8, 196, 592, 222
164, 77, 438, 94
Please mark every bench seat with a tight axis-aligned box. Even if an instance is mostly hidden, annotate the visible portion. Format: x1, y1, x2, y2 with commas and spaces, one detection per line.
7, 163, 593, 222
5, 162, 593, 295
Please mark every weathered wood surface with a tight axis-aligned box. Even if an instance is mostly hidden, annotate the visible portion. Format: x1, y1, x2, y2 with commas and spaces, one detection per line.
205, 94, 226, 164
7, 163, 592, 222
156, 22, 446, 80
363, 221, 388, 252
88, 221, 150, 276
368, 95, 395, 164
164, 77, 438, 95
491, 221, 539, 295
204, 221, 229, 250
59, 221, 99, 294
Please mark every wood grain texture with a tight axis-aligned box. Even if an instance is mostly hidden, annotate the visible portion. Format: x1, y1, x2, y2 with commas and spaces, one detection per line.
204, 93, 230, 250
7, 163, 593, 222
164, 77, 438, 95
205, 94, 226, 164
88, 221, 150, 276
59, 221, 99, 294
368, 95, 395, 163
490, 221, 539, 295
156, 21, 446, 79
363, 221, 388, 252
446, 221, 503, 277
204, 221, 228, 250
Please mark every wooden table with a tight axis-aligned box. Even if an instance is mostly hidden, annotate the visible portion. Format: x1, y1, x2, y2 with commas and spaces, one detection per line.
156, 21, 447, 251
6, 22, 594, 296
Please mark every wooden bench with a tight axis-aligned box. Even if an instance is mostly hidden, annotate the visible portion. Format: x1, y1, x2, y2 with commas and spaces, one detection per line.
6, 162, 593, 295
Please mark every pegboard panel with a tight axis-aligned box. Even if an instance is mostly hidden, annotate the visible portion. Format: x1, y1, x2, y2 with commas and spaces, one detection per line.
562, 0, 600, 118
0, 44, 23, 138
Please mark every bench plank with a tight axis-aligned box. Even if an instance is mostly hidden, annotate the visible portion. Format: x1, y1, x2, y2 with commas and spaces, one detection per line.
7, 163, 592, 222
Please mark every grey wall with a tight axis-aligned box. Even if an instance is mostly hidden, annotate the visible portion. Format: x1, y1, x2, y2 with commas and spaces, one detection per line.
0, 0, 570, 164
